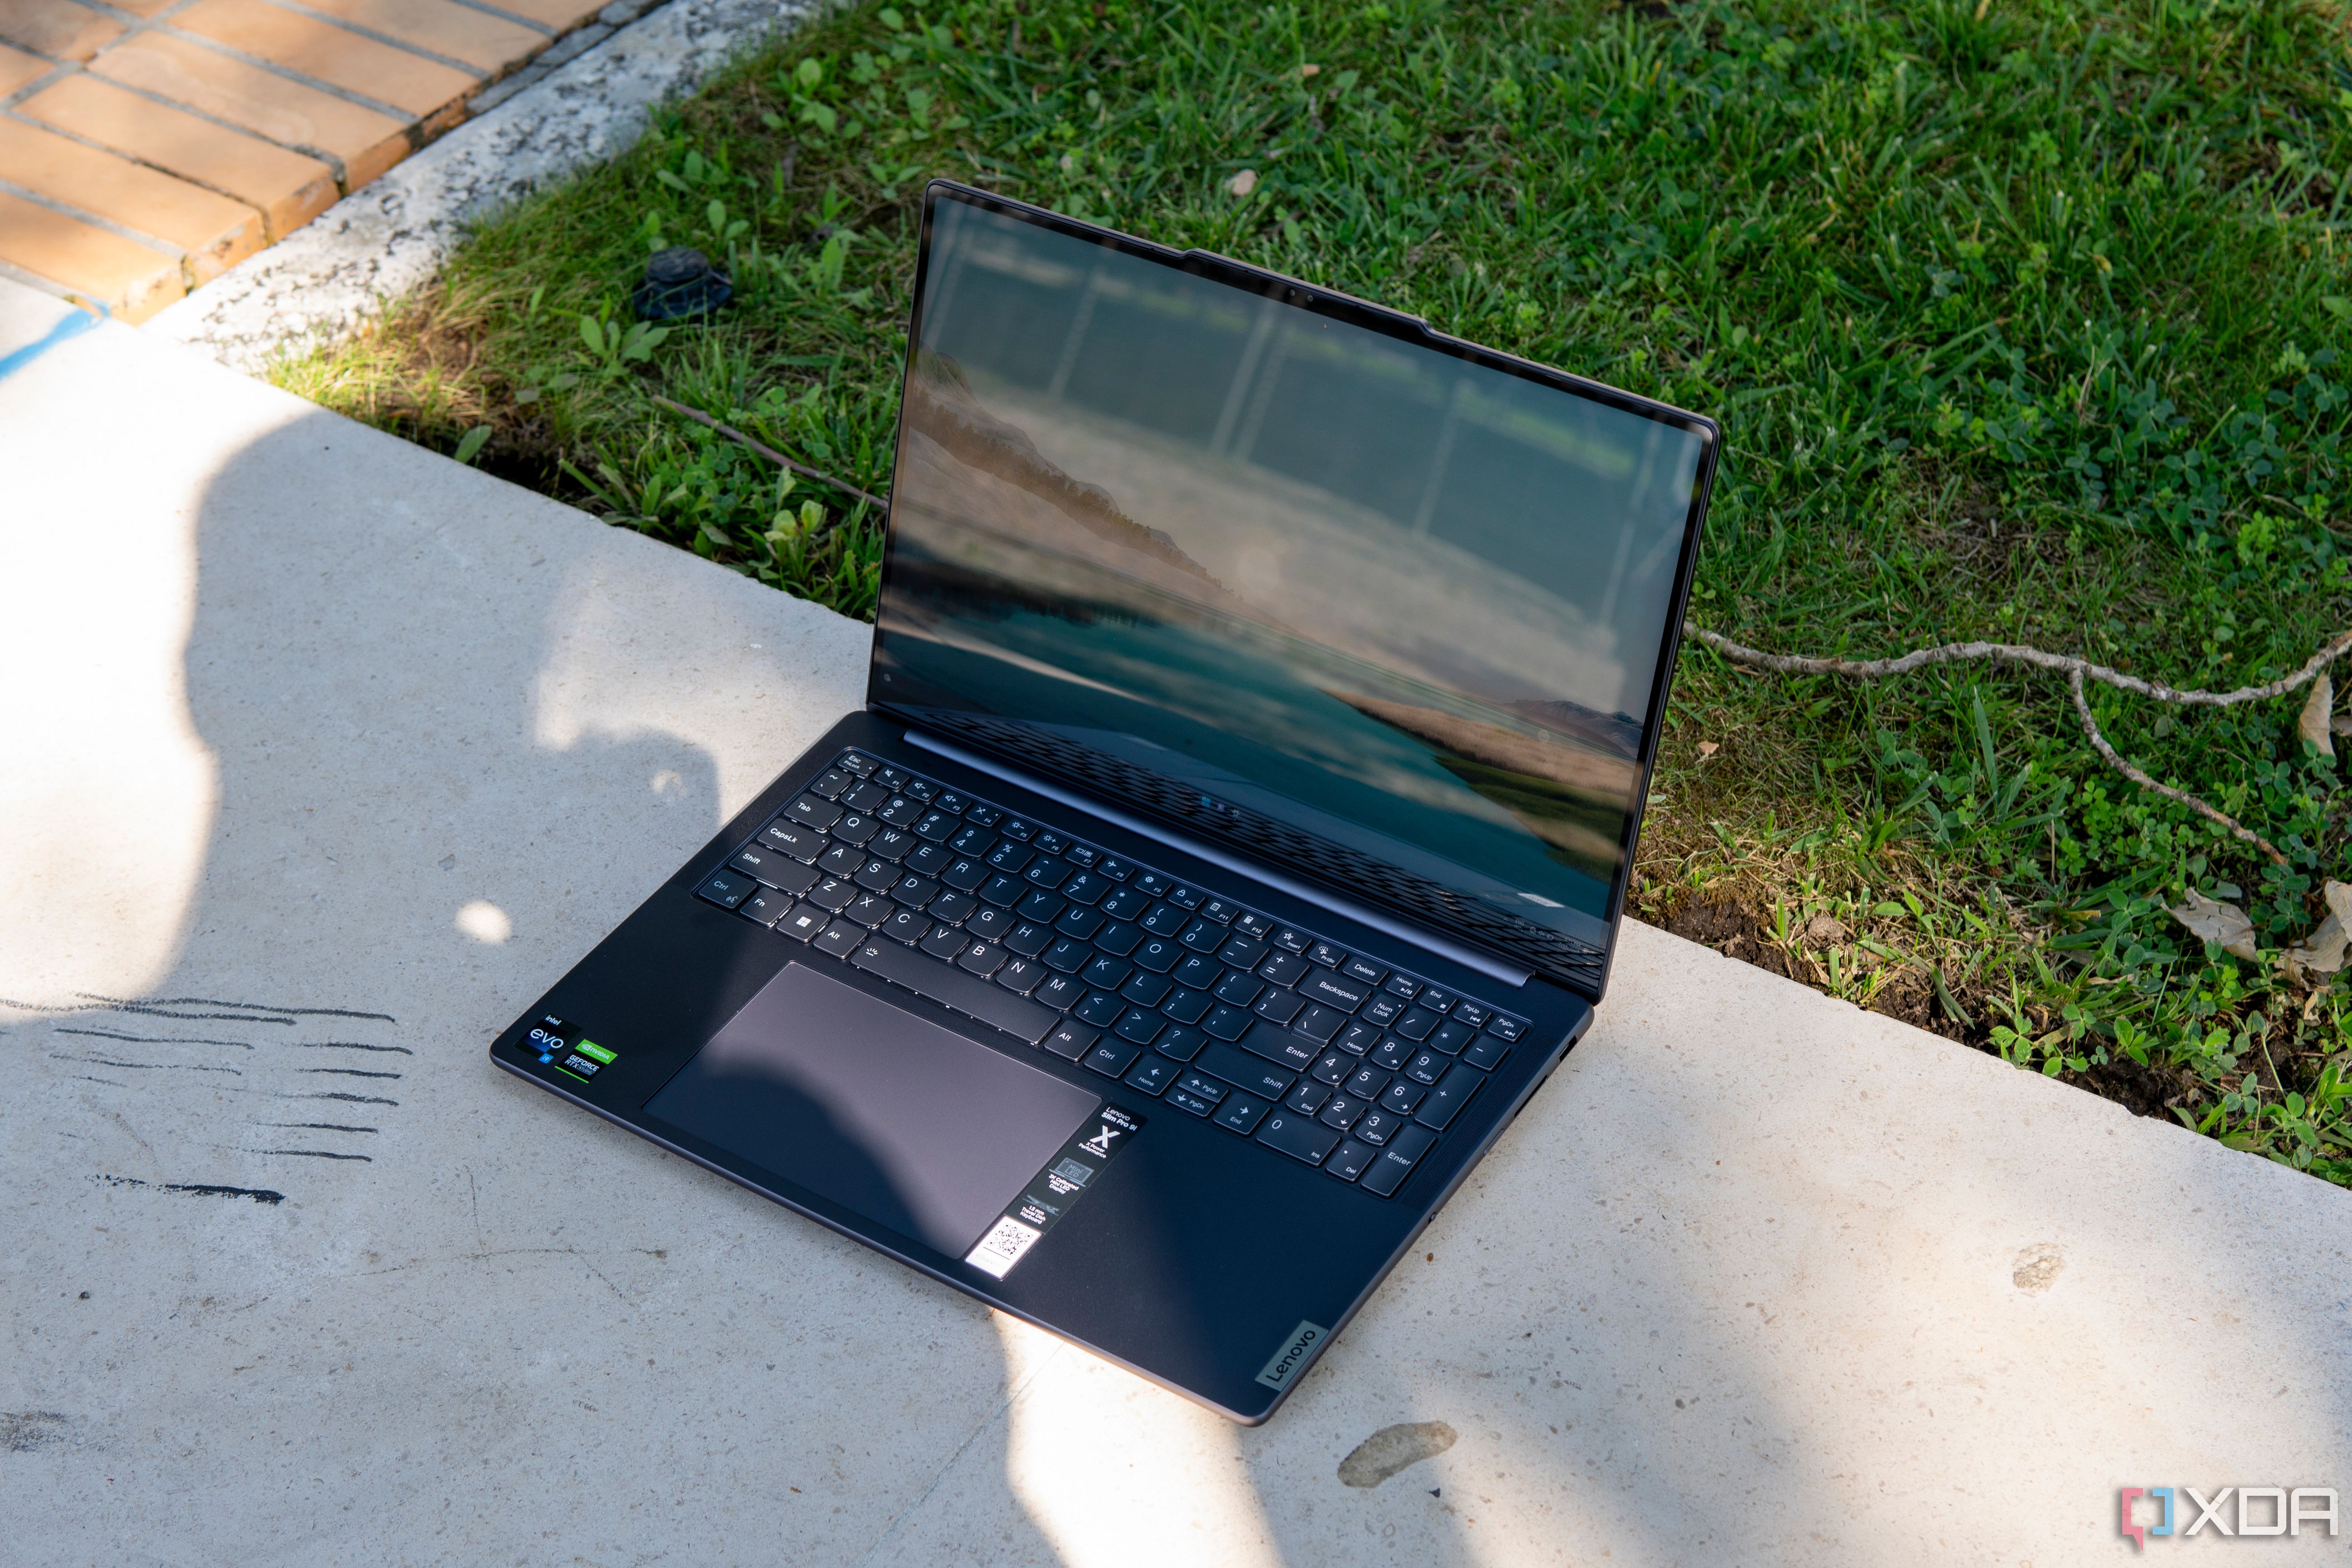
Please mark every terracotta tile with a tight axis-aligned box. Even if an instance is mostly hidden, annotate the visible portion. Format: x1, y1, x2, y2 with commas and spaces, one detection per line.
469, 0, 602, 31
20, 73, 338, 240
90, 31, 410, 183
0, 0, 123, 62
300, 0, 542, 74
109, 0, 181, 14
0, 116, 260, 280
175, 0, 478, 117
0, 185, 182, 319
0, 39, 54, 93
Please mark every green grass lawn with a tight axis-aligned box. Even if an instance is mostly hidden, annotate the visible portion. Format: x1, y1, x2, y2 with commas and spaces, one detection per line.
279, 0, 2352, 1180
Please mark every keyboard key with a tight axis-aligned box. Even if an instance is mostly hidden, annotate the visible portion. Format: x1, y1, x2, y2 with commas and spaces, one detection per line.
1316, 1094, 1365, 1131
1352, 1107, 1406, 1145
1060, 871, 1107, 906
930, 891, 977, 924
1134, 870, 1172, 895
1172, 954, 1221, 991
1392, 1008, 1439, 1042
776, 903, 829, 941
1092, 921, 1143, 957
1451, 1001, 1488, 1028
1383, 974, 1422, 1001
994, 958, 1045, 995
1065, 844, 1099, 869
813, 920, 864, 958
1161, 988, 1213, 1025
1326, 1139, 1375, 1182
1120, 971, 1173, 1008
985, 841, 1035, 874
1294, 1006, 1345, 1043
920, 925, 970, 960
1054, 905, 1105, 940
1361, 995, 1403, 1028
759, 819, 826, 860
1252, 989, 1305, 1025
1487, 1015, 1527, 1042
1178, 919, 1224, 954
913, 810, 957, 842
874, 766, 908, 790
1345, 1065, 1390, 1101
1257, 1111, 1340, 1166
1404, 1049, 1446, 1085
967, 906, 1016, 943
1379, 1080, 1427, 1115
1429, 1020, 1477, 1055
942, 856, 989, 892
1197, 1042, 1294, 1101
1131, 937, 1181, 973
1213, 1094, 1268, 1134
1198, 897, 1240, 924
1167, 885, 1204, 909
980, 873, 1026, 907
1095, 855, 1131, 880
1140, 904, 1187, 937
865, 828, 914, 863
1257, 951, 1308, 987
903, 779, 938, 803
948, 823, 994, 856
1310, 1050, 1350, 1085
935, 791, 969, 815
964, 805, 1001, 828
1232, 911, 1273, 939
1033, 829, 1069, 856
1271, 926, 1311, 954
1338, 1022, 1381, 1056
1114, 1008, 1165, 1045
906, 842, 953, 876
809, 768, 853, 799
1081, 954, 1132, 990
1216, 936, 1269, 971
1083, 1040, 1141, 1079
1211, 966, 1265, 1006
1238, 1021, 1318, 1073
1166, 1087, 1218, 1117
1153, 1026, 1206, 1062
1284, 1080, 1331, 1115
1369, 1035, 1413, 1071
807, 877, 856, 913
1024, 859, 1073, 892
831, 814, 879, 847
853, 858, 901, 892
1034, 974, 1085, 1012
892, 874, 941, 908
883, 910, 932, 945
1340, 956, 1389, 987
818, 841, 865, 877
1005, 922, 1053, 957
835, 752, 876, 777
1074, 991, 1127, 1027
997, 817, 1036, 841
1018, 890, 1066, 923
1175, 1070, 1227, 1103
1359, 1128, 1432, 1197
845, 891, 893, 927
1301, 972, 1370, 1013
1307, 940, 1348, 970
1461, 1035, 1511, 1071
741, 886, 795, 926
1418, 989, 1458, 1014
1043, 937, 1091, 973
691, 870, 748, 907
1099, 886, 1151, 921
1202, 1005, 1254, 1041
732, 844, 811, 888
1042, 1022, 1095, 1061
1414, 1066, 1480, 1129
1123, 1056, 1174, 1096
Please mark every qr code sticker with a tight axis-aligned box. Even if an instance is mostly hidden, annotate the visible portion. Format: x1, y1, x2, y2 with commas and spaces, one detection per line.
965, 1215, 1044, 1279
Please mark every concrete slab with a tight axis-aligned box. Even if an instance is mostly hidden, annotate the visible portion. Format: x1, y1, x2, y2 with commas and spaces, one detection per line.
4, 275, 2349, 1564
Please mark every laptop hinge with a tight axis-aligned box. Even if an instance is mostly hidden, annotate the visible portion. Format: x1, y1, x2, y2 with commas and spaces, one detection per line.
899, 727, 1535, 990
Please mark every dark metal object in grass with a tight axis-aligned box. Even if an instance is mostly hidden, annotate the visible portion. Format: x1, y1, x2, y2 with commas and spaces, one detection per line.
633, 246, 732, 321
650, 394, 888, 520
1683, 622, 2352, 869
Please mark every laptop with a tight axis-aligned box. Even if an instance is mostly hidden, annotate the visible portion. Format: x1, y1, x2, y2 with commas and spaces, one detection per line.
493, 181, 1719, 1422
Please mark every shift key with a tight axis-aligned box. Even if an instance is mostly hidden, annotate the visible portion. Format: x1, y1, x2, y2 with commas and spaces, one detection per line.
1194, 1041, 1295, 1101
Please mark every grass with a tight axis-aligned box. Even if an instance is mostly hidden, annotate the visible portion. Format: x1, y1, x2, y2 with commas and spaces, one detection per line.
277, 0, 2352, 1181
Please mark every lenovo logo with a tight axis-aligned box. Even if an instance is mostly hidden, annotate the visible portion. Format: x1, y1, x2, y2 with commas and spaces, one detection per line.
1254, 1321, 1328, 1391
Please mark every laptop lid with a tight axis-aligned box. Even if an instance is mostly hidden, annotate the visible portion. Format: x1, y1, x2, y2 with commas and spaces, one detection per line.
869, 182, 1719, 997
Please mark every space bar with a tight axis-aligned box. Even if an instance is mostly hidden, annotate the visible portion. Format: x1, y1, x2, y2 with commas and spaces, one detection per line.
849, 940, 1056, 1045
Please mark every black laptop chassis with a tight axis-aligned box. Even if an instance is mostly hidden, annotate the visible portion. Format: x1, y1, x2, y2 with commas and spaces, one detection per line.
491, 708, 1595, 1423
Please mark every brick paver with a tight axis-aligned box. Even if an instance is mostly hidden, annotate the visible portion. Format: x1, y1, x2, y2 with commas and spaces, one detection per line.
0, 0, 631, 319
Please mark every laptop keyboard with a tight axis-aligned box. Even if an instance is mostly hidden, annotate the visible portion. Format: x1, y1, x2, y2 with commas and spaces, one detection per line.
693, 748, 1532, 1199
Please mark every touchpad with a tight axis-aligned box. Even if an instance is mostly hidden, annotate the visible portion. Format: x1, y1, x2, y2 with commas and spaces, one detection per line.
644, 962, 1101, 1257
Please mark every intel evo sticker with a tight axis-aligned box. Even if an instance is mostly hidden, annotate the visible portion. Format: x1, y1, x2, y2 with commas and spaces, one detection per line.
965, 1104, 1143, 1280
1254, 1320, 1329, 1391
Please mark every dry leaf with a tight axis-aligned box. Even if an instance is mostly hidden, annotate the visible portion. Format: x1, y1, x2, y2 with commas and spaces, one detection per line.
2284, 914, 2347, 979
2329, 879, 2352, 925
1225, 168, 1258, 197
2166, 889, 2259, 962
1300, 62, 1321, 77
1696, 741, 1720, 758
2299, 672, 2334, 758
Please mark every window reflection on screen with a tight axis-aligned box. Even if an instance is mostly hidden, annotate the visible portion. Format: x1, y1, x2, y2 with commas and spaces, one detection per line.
872, 192, 1709, 937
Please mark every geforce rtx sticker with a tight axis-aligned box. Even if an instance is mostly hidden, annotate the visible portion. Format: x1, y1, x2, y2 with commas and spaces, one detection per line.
964, 1104, 1143, 1280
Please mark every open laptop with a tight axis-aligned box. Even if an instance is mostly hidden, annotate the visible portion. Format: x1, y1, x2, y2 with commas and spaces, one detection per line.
493, 181, 1719, 1422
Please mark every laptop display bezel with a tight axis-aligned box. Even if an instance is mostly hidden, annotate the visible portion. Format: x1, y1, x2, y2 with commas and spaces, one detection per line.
867, 180, 1720, 998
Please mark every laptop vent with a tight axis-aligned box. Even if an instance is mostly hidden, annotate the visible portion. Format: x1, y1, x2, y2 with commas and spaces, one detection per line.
909, 709, 1608, 990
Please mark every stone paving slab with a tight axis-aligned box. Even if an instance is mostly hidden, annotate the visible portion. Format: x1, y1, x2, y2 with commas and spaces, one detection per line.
0, 0, 679, 319
4, 275, 2349, 1564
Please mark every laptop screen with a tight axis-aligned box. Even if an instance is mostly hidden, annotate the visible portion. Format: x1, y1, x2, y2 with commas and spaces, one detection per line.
871, 185, 1714, 981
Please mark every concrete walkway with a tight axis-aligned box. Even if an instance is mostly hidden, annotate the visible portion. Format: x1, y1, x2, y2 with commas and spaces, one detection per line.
3, 275, 2347, 1564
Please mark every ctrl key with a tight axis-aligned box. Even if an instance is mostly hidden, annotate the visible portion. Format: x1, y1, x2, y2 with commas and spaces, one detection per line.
1358, 1123, 1436, 1198
695, 869, 754, 909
